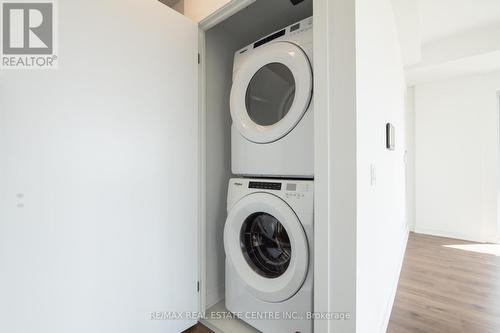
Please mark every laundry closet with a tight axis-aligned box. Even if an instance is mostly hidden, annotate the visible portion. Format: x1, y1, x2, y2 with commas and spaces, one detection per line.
199, 1, 314, 332
0, 0, 360, 332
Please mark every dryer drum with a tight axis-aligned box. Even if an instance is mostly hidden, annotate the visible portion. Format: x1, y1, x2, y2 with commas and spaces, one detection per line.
245, 62, 296, 127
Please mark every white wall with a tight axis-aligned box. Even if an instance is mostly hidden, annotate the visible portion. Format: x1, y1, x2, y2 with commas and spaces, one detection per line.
390, 0, 422, 66
414, 72, 500, 242
406, 87, 416, 230
355, 0, 409, 332
184, 0, 231, 22
203, 24, 239, 309
0, 1, 199, 332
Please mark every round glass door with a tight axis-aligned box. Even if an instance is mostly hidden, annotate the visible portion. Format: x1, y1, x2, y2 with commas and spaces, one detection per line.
240, 212, 291, 278
230, 42, 312, 144
245, 63, 296, 127
224, 192, 309, 302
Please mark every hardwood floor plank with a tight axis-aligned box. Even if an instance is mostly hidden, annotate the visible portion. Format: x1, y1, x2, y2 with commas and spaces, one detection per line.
387, 232, 500, 333
182, 323, 214, 333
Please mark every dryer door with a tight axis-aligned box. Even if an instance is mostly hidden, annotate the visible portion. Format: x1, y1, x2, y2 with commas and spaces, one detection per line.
230, 42, 312, 143
224, 193, 309, 303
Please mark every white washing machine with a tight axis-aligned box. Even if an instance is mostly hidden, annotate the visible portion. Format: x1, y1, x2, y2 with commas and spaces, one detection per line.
224, 178, 313, 333
230, 17, 314, 178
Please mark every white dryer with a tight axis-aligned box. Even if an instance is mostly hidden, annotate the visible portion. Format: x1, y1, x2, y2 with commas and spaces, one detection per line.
224, 178, 313, 333
230, 17, 313, 178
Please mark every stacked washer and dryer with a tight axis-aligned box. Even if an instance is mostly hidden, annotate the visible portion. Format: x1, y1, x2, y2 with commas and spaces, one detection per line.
223, 17, 314, 333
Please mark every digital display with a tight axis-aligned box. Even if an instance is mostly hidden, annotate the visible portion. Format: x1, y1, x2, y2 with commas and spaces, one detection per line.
286, 183, 297, 191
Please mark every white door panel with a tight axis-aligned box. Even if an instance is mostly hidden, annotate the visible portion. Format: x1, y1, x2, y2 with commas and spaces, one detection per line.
0, 1, 198, 332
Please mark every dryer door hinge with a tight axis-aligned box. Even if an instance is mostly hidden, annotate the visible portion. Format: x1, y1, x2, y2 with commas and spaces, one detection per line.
197, 53, 200, 64
197, 281, 200, 292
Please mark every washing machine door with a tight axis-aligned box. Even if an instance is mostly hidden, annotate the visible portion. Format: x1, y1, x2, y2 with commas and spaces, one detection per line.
224, 192, 309, 303
230, 42, 312, 144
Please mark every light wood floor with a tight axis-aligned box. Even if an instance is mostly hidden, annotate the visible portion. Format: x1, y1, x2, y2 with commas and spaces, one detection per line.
186, 232, 500, 333
387, 232, 500, 333
183, 324, 213, 333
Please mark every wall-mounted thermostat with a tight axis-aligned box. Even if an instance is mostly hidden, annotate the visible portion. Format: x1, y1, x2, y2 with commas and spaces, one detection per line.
386, 123, 395, 151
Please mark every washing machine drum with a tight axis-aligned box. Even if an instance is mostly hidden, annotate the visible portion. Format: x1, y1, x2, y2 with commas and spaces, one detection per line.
224, 193, 309, 303
230, 41, 313, 144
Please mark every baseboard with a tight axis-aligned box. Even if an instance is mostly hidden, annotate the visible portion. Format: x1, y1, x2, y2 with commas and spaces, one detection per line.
413, 227, 496, 243
379, 226, 409, 333
206, 284, 225, 309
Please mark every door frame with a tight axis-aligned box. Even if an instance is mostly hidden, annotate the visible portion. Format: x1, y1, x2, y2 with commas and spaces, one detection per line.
312, 1, 357, 332
198, 27, 207, 316
197, 1, 357, 332
197, 0, 257, 316
496, 91, 500, 243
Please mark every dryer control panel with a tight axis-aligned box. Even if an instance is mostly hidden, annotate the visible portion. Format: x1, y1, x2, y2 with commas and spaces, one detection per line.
234, 16, 313, 60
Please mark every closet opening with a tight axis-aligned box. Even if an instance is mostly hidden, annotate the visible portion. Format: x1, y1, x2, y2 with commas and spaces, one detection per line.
200, 1, 313, 332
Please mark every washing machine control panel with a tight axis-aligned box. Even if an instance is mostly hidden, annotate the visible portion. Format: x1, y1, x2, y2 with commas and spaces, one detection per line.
285, 182, 311, 199
228, 178, 313, 212
249, 181, 282, 191
244, 180, 311, 199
